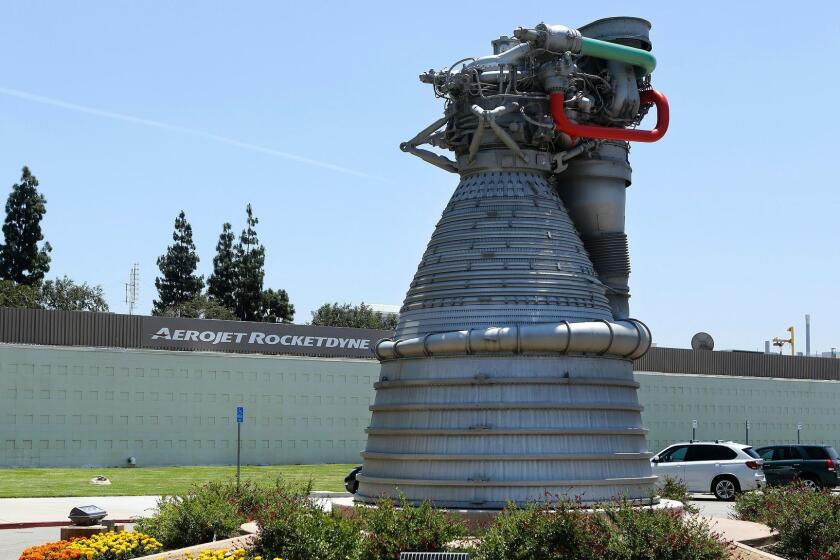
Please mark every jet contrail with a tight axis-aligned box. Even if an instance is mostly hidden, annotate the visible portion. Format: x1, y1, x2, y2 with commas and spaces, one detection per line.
0, 86, 378, 180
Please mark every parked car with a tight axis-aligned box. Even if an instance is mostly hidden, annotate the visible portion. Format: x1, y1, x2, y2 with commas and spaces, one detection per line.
755, 444, 839, 489
344, 465, 362, 494
651, 441, 765, 500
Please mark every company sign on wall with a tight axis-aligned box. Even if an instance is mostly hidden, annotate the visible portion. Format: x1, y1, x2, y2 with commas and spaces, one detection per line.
142, 317, 391, 359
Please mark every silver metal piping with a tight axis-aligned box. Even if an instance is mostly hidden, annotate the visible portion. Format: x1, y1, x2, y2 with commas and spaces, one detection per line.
374, 318, 651, 361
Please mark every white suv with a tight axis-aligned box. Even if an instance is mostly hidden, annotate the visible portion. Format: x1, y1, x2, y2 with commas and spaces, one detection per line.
651, 441, 766, 500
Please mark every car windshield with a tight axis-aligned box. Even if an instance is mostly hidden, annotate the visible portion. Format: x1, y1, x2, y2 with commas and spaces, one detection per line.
743, 447, 761, 459
827, 447, 839, 460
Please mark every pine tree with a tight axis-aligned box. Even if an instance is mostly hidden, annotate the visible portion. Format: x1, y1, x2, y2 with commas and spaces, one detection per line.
233, 204, 265, 321
207, 222, 237, 312
261, 288, 295, 323
0, 167, 52, 285
153, 210, 204, 315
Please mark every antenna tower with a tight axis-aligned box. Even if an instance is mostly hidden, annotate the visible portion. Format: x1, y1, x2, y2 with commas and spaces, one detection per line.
125, 263, 139, 315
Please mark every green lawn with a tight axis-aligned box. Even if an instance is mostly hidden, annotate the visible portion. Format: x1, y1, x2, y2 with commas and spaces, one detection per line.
0, 464, 355, 497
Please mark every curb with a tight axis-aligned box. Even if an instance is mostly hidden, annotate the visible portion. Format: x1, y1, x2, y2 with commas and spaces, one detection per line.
310, 491, 352, 498
0, 519, 134, 530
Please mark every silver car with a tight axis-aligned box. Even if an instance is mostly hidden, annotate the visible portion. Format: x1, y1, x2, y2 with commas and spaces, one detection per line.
651, 441, 766, 500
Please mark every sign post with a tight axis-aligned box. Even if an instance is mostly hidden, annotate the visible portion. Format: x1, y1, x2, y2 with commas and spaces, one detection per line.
745, 420, 750, 445
236, 406, 244, 492
692, 419, 698, 441
797, 422, 802, 444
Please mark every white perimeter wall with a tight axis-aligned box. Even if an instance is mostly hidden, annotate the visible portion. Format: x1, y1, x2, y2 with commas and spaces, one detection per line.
2, 344, 839, 467
0, 344, 376, 467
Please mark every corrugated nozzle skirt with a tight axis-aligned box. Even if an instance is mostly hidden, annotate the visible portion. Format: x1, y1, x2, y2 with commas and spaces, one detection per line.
357, 169, 654, 507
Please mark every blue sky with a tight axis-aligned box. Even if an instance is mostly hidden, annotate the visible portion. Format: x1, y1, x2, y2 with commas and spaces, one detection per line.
0, 1, 837, 353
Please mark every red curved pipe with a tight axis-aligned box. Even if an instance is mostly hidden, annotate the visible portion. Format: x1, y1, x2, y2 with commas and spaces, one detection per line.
550, 89, 670, 143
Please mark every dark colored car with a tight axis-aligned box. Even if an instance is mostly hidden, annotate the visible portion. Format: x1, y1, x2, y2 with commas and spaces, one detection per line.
344, 465, 362, 494
755, 445, 839, 489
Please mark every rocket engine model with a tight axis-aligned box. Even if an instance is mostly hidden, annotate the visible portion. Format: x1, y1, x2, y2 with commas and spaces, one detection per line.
358, 17, 669, 508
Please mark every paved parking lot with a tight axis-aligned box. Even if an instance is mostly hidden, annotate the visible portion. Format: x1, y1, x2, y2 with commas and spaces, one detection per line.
689, 494, 736, 518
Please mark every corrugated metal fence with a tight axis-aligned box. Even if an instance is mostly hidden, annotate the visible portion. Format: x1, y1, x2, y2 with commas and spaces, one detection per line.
0, 307, 143, 349
1, 307, 838, 381
636, 346, 840, 381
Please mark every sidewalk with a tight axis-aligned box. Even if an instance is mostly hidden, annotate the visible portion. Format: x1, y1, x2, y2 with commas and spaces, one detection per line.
0, 496, 159, 525
700, 515, 778, 547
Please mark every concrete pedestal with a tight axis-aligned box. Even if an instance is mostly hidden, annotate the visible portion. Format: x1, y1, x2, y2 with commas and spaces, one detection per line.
60, 523, 124, 540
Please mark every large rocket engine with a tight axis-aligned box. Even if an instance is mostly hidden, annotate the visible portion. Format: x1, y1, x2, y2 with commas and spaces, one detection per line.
358, 17, 669, 508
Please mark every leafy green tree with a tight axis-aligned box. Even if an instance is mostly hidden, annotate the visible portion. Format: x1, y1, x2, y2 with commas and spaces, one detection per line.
310, 302, 398, 330
0, 279, 41, 308
261, 288, 294, 323
0, 167, 52, 285
207, 222, 237, 311
158, 293, 236, 320
40, 276, 109, 311
153, 211, 204, 315
233, 204, 266, 321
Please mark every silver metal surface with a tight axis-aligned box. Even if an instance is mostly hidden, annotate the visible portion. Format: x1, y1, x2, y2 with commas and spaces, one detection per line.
395, 170, 613, 339
376, 319, 651, 360
359, 16, 666, 507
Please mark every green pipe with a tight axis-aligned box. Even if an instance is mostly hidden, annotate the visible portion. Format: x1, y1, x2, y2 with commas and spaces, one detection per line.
579, 37, 656, 77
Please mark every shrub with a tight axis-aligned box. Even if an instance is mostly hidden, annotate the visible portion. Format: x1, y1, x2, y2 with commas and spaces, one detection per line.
476, 498, 728, 560
656, 476, 699, 514
731, 487, 766, 523
735, 482, 840, 560
354, 495, 466, 560
253, 487, 361, 560
135, 483, 245, 549
604, 500, 728, 560
476, 500, 609, 560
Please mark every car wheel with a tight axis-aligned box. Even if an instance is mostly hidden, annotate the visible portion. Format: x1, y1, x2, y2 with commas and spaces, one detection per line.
712, 476, 740, 501
799, 475, 819, 490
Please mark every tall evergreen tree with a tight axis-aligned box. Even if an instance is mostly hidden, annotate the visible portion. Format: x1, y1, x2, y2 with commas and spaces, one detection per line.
0, 167, 52, 285
153, 210, 204, 315
207, 222, 237, 312
233, 204, 265, 321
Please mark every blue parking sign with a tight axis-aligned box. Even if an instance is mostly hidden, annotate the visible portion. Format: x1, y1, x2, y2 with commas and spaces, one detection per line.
236, 406, 244, 423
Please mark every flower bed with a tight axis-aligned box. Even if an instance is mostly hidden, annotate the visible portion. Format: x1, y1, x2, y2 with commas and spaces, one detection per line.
19, 532, 162, 560
19, 539, 85, 560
